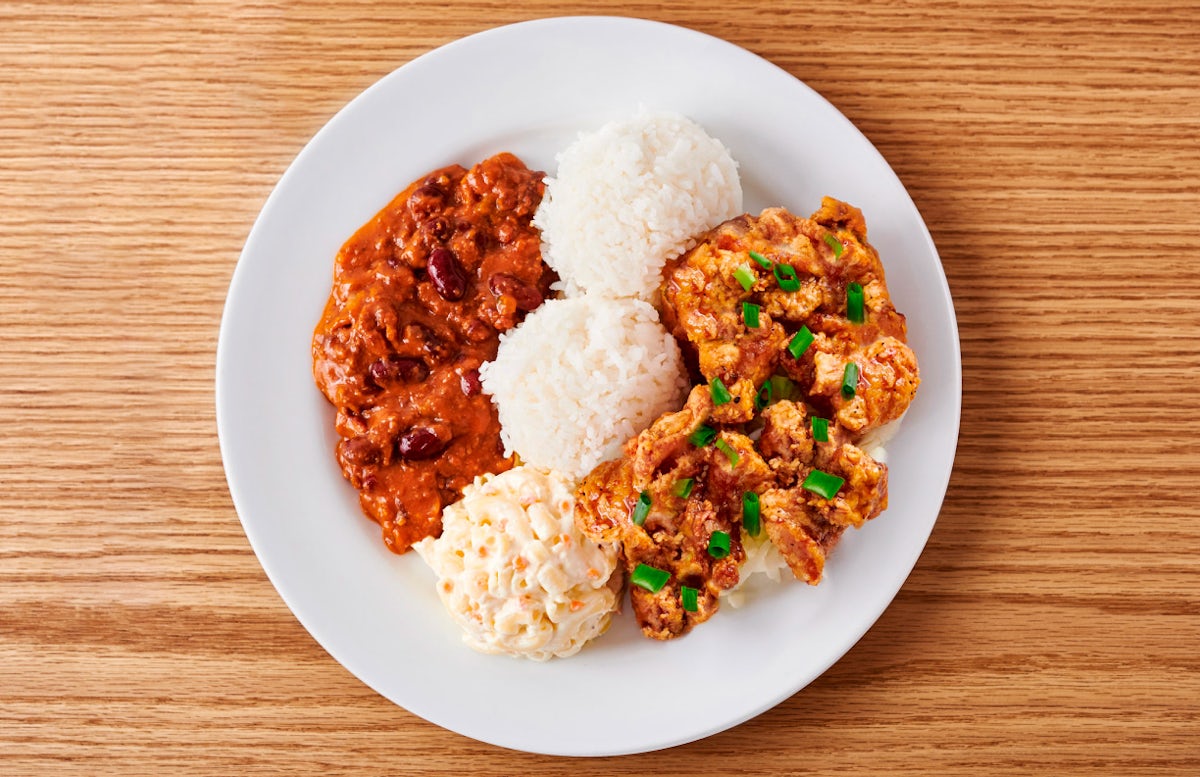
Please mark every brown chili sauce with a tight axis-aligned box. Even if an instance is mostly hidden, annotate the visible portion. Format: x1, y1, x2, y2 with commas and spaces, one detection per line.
312, 153, 554, 553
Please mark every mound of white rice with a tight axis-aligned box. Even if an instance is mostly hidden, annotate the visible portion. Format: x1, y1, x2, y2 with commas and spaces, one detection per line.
479, 297, 689, 481
533, 110, 742, 301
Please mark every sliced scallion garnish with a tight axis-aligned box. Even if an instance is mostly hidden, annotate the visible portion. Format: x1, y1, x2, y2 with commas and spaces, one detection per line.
631, 563, 670, 593
754, 380, 772, 411
707, 530, 731, 559
674, 478, 695, 498
811, 416, 830, 443
773, 262, 800, 292
841, 362, 859, 398
715, 438, 740, 466
681, 585, 699, 612
769, 374, 801, 402
632, 490, 651, 526
733, 265, 755, 292
801, 469, 845, 500
787, 326, 814, 360
689, 425, 717, 447
847, 282, 865, 324
824, 233, 844, 258
742, 301, 761, 328
709, 376, 733, 406
748, 250, 772, 270
742, 491, 761, 537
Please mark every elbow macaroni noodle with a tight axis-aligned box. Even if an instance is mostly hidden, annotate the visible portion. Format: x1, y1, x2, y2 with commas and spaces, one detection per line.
416, 466, 620, 661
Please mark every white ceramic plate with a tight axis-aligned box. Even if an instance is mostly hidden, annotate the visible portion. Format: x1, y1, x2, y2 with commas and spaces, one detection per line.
216, 16, 961, 757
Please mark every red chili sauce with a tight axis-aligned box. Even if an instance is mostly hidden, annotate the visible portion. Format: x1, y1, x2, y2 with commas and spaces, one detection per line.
312, 153, 554, 553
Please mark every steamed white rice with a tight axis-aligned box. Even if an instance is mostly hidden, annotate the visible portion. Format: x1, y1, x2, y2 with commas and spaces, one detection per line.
533, 110, 742, 301
479, 297, 689, 481
722, 529, 789, 608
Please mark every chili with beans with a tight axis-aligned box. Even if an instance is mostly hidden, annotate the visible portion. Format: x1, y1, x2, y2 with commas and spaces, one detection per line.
312, 153, 554, 553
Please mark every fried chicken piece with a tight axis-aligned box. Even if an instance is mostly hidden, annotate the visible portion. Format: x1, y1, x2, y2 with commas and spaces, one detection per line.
760, 488, 837, 583
807, 334, 919, 433
659, 220, 789, 425
573, 458, 633, 546
660, 198, 919, 437
575, 386, 772, 640
628, 495, 735, 640
814, 442, 889, 529
757, 399, 815, 486
755, 399, 889, 583
629, 383, 713, 489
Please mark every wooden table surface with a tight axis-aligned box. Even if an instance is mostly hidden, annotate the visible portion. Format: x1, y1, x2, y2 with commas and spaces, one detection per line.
3, 1, 1198, 774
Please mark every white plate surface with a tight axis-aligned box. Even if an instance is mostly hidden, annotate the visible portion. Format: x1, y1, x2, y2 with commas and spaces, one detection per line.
216, 16, 961, 757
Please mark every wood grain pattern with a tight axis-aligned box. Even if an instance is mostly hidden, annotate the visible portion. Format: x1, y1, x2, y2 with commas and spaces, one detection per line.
2, 1, 1198, 774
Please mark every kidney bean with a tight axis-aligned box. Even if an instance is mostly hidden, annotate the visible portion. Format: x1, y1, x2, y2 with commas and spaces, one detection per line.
428, 247, 467, 301
460, 368, 482, 397
488, 272, 542, 311
368, 355, 428, 385
340, 435, 380, 466
397, 426, 446, 460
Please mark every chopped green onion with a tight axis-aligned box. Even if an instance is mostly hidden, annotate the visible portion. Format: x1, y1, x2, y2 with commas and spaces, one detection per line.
733, 265, 755, 291
757, 375, 801, 411
715, 438, 740, 466
754, 380, 772, 411
802, 469, 845, 500
674, 478, 695, 498
773, 262, 800, 292
707, 530, 731, 559
769, 374, 801, 402
709, 376, 733, 406
847, 282, 865, 324
742, 491, 761, 537
632, 490, 651, 526
742, 301, 761, 328
824, 233, 844, 258
681, 585, 699, 612
748, 250, 772, 269
787, 326, 814, 360
841, 362, 859, 398
811, 416, 830, 443
689, 425, 717, 447
631, 563, 671, 593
